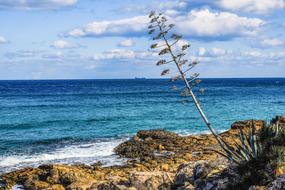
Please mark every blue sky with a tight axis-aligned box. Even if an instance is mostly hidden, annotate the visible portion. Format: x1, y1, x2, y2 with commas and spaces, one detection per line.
0, 0, 284, 79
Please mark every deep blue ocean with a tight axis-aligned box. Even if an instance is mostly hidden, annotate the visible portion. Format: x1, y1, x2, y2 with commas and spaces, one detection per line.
0, 78, 285, 173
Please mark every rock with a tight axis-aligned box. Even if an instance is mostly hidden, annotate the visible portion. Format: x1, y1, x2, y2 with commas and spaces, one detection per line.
50, 184, 65, 190
96, 182, 136, 190
230, 120, 265, 130
39, 164, 96, 189
267, 174, 285, 190
174, 163, 195, 186
129, 172, 173, 190
133, 135, 141, 142
137, 130, 179, 140
193, 162, 212, 180
248, 185, 267, 190
177, 182, 195, 190
161, 164, 169, 172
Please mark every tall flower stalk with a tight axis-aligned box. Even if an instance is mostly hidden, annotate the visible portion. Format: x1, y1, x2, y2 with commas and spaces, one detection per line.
148, 11, 259, 163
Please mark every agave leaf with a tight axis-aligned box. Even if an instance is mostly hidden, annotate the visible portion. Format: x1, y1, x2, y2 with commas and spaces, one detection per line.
153, 33, 162, 40
176, 53, 186, 58
190, 61, 199, 66
182, 44, 190, 51
199, 88, 205, 94
251, 121, 258, 158
236, 146, 250, 161
206, 148, 239, 164
150, 17, 157, 23
161, 69, 170, 76
148, 29, 155, 34
190, 73, 199, 79
216, 136, 244, 161
181, 89, 191, 96
171, 34, 182, 40
149, 11, 155, 18
239, 128, 252, 156
159, 48, 170, 55
171, 75, 182, 82
179, 60, 188, 66
169, 24, 175, 28
156, 59, 166, 66
150, 43, 158, 49
171, 85, 177, 90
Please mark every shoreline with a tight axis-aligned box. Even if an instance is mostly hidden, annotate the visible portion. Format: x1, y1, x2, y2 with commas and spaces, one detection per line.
0, 117, 284, 189
0, 129, 229, 175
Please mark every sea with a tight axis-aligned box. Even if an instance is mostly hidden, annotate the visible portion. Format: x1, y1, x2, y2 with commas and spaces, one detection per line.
0, 78, 285, 173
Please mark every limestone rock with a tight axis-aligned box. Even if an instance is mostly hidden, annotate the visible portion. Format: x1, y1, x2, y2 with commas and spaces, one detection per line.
267, 174, 285, 190
129, 171, 173, 190
230, 120, 265, 130
174, 163, 195, 186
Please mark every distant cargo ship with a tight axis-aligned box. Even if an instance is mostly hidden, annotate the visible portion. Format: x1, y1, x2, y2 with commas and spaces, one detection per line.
134, 77, 146, 80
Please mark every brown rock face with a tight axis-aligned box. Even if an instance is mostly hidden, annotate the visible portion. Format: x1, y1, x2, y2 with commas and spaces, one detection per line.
129, 171, 173, 190
1, 165, 97, 190
230, 120, 266, 130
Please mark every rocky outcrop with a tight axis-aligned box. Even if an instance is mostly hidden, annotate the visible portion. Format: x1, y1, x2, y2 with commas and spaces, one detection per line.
230, 120, 265, 130
1, 117, 284, 190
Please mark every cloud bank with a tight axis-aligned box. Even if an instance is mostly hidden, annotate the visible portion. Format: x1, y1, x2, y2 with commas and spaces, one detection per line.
66, 9, 264, 40
0, 36, 7, 44
0, 0, 77, 9
217, 0, 285, 14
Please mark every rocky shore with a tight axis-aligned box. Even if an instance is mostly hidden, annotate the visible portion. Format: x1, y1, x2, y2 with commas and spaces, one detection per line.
0, 117, 284, 190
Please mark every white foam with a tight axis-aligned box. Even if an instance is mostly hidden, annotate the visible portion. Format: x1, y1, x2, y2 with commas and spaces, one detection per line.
175, 129, 228, 136
0, 138, 127, 173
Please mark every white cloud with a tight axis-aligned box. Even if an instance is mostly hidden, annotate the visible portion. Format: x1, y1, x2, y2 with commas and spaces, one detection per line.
67, 16, 148, 37
198, 47, 206, 56
0, 36, 7, 44
197, 47, 285, 65
68, 28, 85, 37
260, 38, 283, 47
175, 9, 265, 39
198, 47, 232, 57
243, 51, 285, 59
51, 40, 80, 49
164, 9, 180, 16
118, 39, 135, 47
158, 0, 188, 10
5, 50, 45, 58
122, 0, 187, 15
42, 51, 64, 59
218, 0, 285, 13
93, 49, 136, 60
93, 49, 155, 61
67, 9, 264, 40
0, 0, 77, 9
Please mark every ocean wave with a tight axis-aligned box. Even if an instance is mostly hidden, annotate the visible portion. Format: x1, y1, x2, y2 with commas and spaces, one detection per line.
0, 138, 127, 174
175, 129, 228, 136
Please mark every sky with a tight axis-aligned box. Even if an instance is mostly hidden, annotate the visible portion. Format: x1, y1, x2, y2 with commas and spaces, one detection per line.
0, 0, 284, 79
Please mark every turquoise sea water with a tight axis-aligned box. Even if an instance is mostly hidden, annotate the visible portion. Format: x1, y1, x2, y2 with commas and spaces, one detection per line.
0, 78, 285, 173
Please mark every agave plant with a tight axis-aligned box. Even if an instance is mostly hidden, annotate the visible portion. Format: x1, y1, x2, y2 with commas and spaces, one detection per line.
260, 121, 284, 141
148, 11, 263, 164
212, 121, 262, 163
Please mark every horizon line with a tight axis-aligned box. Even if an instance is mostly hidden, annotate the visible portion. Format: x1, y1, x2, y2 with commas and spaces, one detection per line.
0, 77, 284, 81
